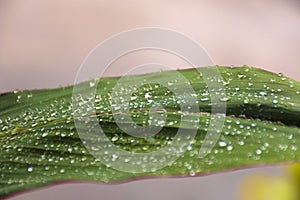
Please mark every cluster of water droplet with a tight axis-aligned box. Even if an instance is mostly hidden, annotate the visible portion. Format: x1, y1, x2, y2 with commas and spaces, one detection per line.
1, 66, 300, 195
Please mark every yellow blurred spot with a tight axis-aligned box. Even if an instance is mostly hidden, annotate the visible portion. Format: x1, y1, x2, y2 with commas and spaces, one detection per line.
239, 174, 297, 200
287, 163, 300, 181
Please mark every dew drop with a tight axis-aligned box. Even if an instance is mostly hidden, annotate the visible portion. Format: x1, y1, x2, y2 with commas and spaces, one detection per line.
264, 142, 269, 147
27, 166, 33, 172
220, 97, 231, 102
251, 123, 257, 127
200, 97, 209, 102
219, 141, 227, 147
238, 74, 246, 79
130, 96, 137, 101
256, 149, 262, 155
111, 135, 119, 142
145, 92, 152, 99
42, 132, 48, 138
243, 99, 249, 104
89, 81, 96, 87
142, 146, 148, 151
227, 145, 233, 151
68, 147, 73, 153
167, 81, 174, 86
259, 91, 267, 96
222, 80, 230, 86
31, 123, 38, 127
112, 154, 118, 161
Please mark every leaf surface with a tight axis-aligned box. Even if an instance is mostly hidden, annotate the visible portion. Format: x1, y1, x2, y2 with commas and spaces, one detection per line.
1, 66, 300, 198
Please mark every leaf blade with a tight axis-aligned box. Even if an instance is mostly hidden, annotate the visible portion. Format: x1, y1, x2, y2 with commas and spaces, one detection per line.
1, 66, 300, 198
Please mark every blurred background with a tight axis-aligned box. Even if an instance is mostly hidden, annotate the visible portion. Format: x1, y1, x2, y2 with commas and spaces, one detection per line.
1, 0, 300, 199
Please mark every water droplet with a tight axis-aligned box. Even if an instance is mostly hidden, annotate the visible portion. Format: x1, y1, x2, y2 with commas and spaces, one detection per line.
220, 97, 231, 102
187, 145, 193, 151
259, 91, 267, 96
111, 135, 119, 142
251, 123, 257, 127
27, 166, 33, 172
31, 123, 38, 127
256, 149, 262, 155
237, 74, 246, 79
89, 81, 96, 87
219, 141, 227, 147
227, 145, 233, 151
145, 92, 152, 99
222, 80, 230, 86
243, 99, 249, 104
167, 81, 174, 86
130, 96, 137, 101
142, 146, 148, 151
273, 100, 278, 104
168, 121, 174, 126
200, 97, 209, 102
112, 154, 118, 161
264, 142, 269, 147
42, 132, 48, 138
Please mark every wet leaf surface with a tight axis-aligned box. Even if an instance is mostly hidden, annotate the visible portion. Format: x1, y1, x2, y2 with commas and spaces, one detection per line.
1, 66, 300, 198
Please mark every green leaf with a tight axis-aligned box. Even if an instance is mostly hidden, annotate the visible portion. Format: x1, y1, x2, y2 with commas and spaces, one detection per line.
1, 66, 300, 198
